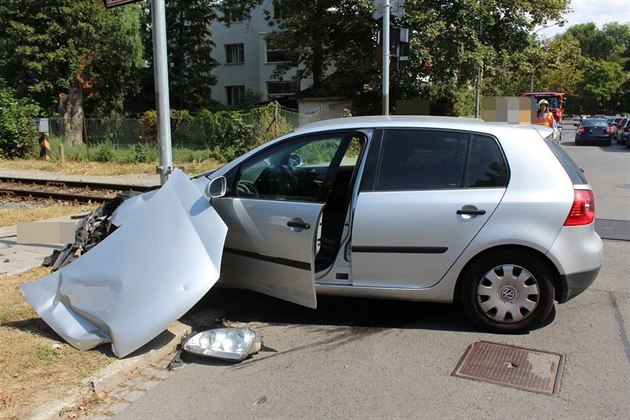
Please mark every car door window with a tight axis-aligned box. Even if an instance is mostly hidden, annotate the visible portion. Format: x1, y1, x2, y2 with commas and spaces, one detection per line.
464, 134, 508, 187
375, 129, 468, 190
235, 133, 348, 201
374, 129, 507, 191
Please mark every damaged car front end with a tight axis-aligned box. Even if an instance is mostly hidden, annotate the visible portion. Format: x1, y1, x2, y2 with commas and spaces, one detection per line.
21, 170, 228, 358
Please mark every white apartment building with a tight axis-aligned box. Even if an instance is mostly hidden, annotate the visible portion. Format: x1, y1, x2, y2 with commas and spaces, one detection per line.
210, 0, 313, 106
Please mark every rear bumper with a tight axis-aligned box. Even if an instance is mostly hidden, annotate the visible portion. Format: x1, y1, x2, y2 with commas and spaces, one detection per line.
547, 224, 602, 302
558, 266, 601, 303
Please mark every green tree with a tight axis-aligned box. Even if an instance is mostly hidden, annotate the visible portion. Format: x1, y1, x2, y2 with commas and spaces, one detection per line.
166, 0, 219, 110
532, 37, 588, 95
560, 22, 630, 66
138, 0, 219, 112
560, 23, 613, 61
391, 0, 568, 114
575, 60, 626, 114
0, 0, 144, 143
221, 0, 569, 115
601, 22, 630, 69
0, 87, 40, 159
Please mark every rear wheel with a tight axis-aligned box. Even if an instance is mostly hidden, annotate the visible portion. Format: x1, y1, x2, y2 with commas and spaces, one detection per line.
461, 251, 555, 333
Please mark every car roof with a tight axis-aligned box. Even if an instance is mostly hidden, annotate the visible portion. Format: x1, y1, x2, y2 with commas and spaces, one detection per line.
294, 115, 545, 138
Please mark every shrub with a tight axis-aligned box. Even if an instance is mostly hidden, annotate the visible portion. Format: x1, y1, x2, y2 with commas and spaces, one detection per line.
197, 109, 257, 161
94, 142, 115, 162
0, 88, 40, 159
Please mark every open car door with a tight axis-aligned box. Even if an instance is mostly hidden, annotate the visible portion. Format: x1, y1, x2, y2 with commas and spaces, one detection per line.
212, 131, 359, 309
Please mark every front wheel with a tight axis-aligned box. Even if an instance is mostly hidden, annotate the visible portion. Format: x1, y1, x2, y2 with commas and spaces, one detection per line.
461, 251, 555, 333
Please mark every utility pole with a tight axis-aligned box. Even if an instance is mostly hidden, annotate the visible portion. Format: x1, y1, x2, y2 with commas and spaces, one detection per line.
152, 0, 173, 185
382, 0, 390, 116
105, 0, 173, 184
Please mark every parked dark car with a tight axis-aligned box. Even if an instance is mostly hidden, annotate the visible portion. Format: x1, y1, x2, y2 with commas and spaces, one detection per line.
575, 118, 612, 146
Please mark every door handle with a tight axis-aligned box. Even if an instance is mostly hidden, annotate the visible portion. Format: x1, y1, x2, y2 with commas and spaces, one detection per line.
287, 218, 311, 230
457, 206, 486, 216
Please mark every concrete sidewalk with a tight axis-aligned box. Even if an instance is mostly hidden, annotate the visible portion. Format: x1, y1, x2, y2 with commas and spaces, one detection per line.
0, 215, 78, 276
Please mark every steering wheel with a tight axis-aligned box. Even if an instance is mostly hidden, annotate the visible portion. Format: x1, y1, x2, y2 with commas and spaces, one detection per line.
237, 180, 259, 198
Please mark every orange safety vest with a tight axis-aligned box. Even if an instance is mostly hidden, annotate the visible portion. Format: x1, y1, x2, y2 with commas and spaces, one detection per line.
537, 111, 554, 127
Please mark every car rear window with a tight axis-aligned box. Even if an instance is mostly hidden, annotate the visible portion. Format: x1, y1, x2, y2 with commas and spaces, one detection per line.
582, 119, 608, 127
544, 137, 588, 185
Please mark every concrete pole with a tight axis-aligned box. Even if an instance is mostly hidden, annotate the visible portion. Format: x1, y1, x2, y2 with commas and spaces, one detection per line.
382, 0, 390, 116
151, 0, 173, 185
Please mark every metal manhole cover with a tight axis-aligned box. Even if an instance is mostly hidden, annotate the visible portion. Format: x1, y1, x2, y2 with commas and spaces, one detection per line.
452, 341, 564, 395
595, 218, 630, 241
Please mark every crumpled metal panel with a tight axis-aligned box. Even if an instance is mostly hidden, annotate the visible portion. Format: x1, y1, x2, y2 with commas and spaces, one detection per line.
20, 169, 228, 358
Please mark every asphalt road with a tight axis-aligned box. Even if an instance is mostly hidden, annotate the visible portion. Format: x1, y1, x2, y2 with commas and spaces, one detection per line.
115, 123, 630, 419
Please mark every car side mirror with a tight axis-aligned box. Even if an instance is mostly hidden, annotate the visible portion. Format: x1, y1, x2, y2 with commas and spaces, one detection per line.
205, 176, 227, 199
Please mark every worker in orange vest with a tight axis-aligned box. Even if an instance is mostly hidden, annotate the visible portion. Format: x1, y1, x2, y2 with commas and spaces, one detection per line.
536, 99, 558, 141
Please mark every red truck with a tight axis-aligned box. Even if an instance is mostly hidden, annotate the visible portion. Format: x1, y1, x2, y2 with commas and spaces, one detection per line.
522, 91, 566, 125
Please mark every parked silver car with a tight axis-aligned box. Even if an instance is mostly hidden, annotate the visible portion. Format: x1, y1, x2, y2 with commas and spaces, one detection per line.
193, 116, 602, 333
23, 116, 603, 358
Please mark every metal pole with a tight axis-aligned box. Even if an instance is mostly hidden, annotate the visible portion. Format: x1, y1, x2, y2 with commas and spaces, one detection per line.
382, 0, 390, 116
152, 0, 173, 185
474, 64, 481, 118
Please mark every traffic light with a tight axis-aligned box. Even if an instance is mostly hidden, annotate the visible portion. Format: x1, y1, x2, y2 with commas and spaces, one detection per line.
376, 26, 411, 71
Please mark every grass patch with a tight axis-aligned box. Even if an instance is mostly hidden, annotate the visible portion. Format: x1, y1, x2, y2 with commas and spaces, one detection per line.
0, 156, 221, 176
0, 267, 114, 419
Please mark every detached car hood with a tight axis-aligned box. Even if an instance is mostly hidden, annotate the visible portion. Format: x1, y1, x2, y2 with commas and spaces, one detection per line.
20, 169, 228, 358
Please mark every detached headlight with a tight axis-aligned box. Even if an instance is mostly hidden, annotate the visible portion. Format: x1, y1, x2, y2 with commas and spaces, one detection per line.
183, 328, 262, 361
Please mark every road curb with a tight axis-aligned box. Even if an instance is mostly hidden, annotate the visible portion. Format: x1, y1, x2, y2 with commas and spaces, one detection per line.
28, 320, 191, 419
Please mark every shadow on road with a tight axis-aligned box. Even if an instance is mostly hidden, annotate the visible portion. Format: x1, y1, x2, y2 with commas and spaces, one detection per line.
182, 287, 554, 337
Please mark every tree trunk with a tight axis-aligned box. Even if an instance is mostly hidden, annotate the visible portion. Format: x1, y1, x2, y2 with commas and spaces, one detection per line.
59, 80, 84, 144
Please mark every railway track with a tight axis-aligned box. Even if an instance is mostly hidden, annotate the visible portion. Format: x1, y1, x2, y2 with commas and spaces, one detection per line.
0, 176, 156, 204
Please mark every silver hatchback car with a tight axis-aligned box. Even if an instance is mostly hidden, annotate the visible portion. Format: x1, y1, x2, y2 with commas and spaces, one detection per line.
23, 116, 603, 357
192, 116, 602, 333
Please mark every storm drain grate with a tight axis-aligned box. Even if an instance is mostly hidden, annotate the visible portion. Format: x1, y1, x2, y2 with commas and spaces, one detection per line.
452, 341, 564, 395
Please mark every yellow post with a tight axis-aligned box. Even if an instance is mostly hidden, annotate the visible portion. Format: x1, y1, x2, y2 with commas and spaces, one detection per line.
39, 132, 50, 160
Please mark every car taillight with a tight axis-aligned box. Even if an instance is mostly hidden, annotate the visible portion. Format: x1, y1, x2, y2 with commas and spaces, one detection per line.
564, 189, 595, 226
605, 127, 611, 134
577, 127, 584, 134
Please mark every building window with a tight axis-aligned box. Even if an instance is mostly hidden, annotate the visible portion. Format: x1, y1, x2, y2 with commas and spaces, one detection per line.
225, 43, 245, 64
271, 0, 284, 19
223, 10, 245, 24
266, 81, 298, 96
265, 37, 290, 63
226, 85, 245, 106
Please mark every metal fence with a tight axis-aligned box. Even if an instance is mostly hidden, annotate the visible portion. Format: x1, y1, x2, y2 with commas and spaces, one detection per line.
48, 105, 323, 149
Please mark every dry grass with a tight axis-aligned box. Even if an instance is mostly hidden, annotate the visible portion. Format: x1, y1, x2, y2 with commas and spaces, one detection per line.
0, 267, 114, 419
0, 202, 98, 228
0, 158, 221, 176
0, 158, 157, 176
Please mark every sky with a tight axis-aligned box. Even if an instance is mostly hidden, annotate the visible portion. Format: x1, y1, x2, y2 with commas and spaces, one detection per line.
536, 0, 630, 38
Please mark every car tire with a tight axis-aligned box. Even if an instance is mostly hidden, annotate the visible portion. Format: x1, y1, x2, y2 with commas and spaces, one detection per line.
461, 251, 555, 333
